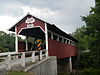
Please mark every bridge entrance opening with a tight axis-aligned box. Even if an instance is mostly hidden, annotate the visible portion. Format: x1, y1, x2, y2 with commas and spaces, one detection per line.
18, 27, 46, 52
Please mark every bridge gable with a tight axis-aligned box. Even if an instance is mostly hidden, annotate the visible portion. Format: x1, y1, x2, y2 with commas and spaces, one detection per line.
9, 14, 45, 34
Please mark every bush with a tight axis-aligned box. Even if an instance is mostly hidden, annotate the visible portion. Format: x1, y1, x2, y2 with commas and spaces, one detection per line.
80, 68, 100, 75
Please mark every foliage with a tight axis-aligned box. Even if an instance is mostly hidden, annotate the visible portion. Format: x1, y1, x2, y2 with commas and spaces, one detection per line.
81, 0, 100, 69
0, 31, 15, 52
0, 31, 27, 52
80, 68, 100, 75
72, 26, 90, 51
72, 0, 100, 71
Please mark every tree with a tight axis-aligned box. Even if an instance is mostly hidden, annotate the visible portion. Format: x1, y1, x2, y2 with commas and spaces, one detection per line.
0, 31, 15, 52
82, 0, 100, 68
72, 26, 90, 51
73, 0, 100, 69
72, 26, 93, 68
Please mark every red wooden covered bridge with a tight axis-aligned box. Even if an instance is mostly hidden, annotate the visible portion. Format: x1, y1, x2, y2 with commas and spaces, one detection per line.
9, 13, 78, 72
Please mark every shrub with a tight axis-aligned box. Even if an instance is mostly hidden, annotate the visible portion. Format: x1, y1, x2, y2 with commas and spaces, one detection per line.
80, 68, 100, 75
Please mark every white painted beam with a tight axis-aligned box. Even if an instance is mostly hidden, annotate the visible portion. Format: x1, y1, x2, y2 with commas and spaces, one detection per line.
32, 51, 35, 62
15, 26, 18, 53
6, 55, 11, 70
21, 52, 25, 67
26, 36, 28, 51
45, 23, 48, 57
69, 57, 72, 72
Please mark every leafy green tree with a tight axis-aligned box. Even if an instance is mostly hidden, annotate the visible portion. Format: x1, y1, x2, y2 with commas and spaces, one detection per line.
72, 26, 92, 68
73, 0, 100, 69
82, 0, 100, 68
0, 31, 15, 52
73, 26, 90, 51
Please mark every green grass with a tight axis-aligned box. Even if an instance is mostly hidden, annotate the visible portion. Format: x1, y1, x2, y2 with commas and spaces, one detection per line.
7, 71, 35, 75
58, 72, 69, 75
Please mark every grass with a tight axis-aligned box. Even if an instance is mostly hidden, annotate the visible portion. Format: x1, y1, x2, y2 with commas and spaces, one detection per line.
58, 72, 69, 75
7, 71, 35, 75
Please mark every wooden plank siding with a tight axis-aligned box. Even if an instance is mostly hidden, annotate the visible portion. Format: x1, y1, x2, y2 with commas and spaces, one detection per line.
48, 39, 77, 58
16, 17, 45, 34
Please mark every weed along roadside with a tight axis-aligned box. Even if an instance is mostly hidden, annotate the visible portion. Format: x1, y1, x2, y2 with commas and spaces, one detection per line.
6, 71, 36, 75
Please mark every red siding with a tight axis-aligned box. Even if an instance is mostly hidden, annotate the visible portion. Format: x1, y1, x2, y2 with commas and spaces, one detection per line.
48, 39, 77, 58
18, 41, 26, 52
16, 17, 45, 34
34, 18, 45, 31
17, 21, 27, 34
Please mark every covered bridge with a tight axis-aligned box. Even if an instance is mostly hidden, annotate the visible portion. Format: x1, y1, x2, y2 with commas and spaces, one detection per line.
9, 13, 78, 72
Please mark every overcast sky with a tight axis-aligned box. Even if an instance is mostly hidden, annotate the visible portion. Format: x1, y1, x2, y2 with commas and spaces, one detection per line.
0, 0, 95, 33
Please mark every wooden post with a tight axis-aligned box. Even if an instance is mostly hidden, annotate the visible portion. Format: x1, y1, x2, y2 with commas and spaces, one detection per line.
40, 50, 42, 60
26, 36, 28, 51
51, 34, 53, 40
45, 23, 48, 57
21, 52, 25, 67
32, 51, 35, 62
6, 55, 11, 70
69, 57, 72, 72
57, 36, 59, 41
15, 26, 18, 52
65, 39, 67, 44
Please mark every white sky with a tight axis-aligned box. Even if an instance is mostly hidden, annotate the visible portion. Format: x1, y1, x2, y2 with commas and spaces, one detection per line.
0, 0, 95, 33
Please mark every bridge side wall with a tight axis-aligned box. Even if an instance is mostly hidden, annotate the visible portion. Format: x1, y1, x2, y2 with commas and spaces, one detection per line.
48, 39, 77, 58
27, 56, 57, 75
